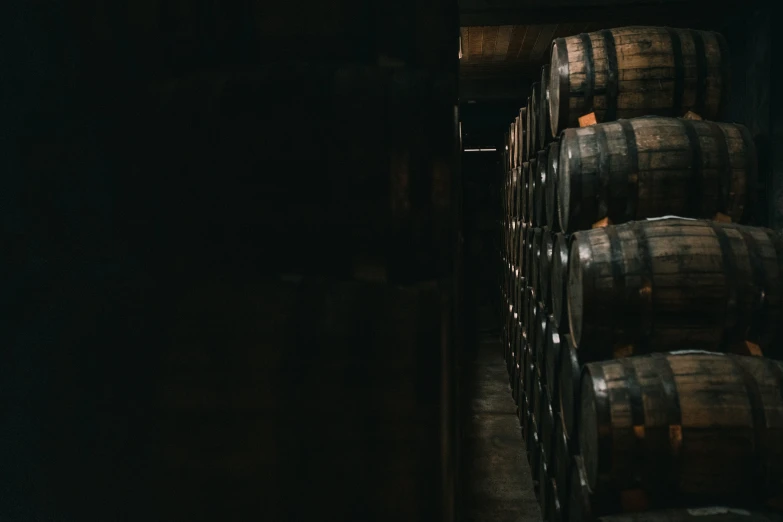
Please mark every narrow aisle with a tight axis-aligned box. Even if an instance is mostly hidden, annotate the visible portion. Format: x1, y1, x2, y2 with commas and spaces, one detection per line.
461, 335, 541, 522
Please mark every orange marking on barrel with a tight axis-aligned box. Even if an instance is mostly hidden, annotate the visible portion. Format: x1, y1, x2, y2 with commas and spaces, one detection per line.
633, 425, 646, 439
579, 112, 598, 127
592, 217, 612, 228
669, 425, 683, 455
745, 341, 763, 356
713, 212, 732, 223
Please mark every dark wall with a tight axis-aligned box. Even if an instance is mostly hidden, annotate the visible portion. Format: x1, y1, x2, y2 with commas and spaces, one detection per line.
2, 2, 459, 521
721, 9, 771, 226
720, 7, 783, 230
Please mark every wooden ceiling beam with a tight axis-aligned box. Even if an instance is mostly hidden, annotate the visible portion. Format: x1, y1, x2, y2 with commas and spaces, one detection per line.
460, 0, 749, 28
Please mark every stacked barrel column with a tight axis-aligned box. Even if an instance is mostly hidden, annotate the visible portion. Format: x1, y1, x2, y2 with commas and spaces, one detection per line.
502, 25, 783, 522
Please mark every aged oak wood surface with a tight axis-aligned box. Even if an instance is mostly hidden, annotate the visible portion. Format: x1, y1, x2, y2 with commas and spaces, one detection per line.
549, 27, 730, 136
557, 117, 756, 232
567, 219, 783, 361
578, 352, 783, 515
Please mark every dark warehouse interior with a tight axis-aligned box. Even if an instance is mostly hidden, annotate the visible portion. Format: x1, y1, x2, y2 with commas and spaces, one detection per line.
3, 0, 783, 521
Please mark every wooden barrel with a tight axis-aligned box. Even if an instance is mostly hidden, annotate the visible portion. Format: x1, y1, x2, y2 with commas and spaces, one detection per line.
570, 456, 594, 522
539, 452, 549, 506
541, 385, 555, 463
520, 390, 529, 432
557, 117, 756, 232
548, 27, 730, 136
580, 352, 783, 513
545, 323, 563, 404
553, 413, 571, 518
524, 351, 536, 427
515, 120, 521, 169
507, 320, 517, 380
515, 226, 522, 286
513, 264, 523, 324
568, 219, 783, 361
503, 126, 511, 172
528, 158, 539, 226
525, 226, 541, 290
540, 229, 554, 307
546, 141, 561, 232
531, 371, 542, 434
516, 166, 528, 223
508, 225, 516, 295
514, 223, 523, 283
519, 162, 528, 225
517, 276, 528, 329
521, 271, 530, 323
558, 340, 581, 443
504, 167, 509, 218
510, 322, 518, 393
519, 107, 527, 167
596, 509, 783, 522
524, 300, 535, 366
517, 116, 523, 168
516, 333, 526, 404
530, 83, 541, 156
519, 223, 530, 286
508, 221, 515, 277
507, 166, 515, 224
504, 186, 510, 249
535, 149, 549, 227
531, 426, 541, 481
525, 409, 536, 464
520, 336, 531, 398
526, 96, 534, 161
502, 165, 511, 220
524, 364, 535, 432
515, 323, 524, 385
550, 232, 570, 329
523, 392, 532, 442
533, 370, 544, 432
540, 64, 554, 150
530, 228, 543, 295
506, 127, 512, 171
548, 478, 564, 522
526, 287, 537, 352
535, 305, 550, 378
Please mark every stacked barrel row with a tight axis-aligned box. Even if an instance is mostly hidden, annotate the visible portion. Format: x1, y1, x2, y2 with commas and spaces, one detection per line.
501, 26, 783, 522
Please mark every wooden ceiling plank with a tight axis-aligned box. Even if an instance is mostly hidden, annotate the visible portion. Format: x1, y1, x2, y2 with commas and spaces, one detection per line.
493, 25, 513, 61
483, 25, 498, 58
468, 26, 484, 60
460, 1, 743, 26
516, 24, 540, 60
460, 27, 470, 59
506, 25, 526, 61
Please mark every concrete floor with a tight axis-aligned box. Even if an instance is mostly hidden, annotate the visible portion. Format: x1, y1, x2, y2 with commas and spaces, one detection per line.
461, 335, 541, 522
